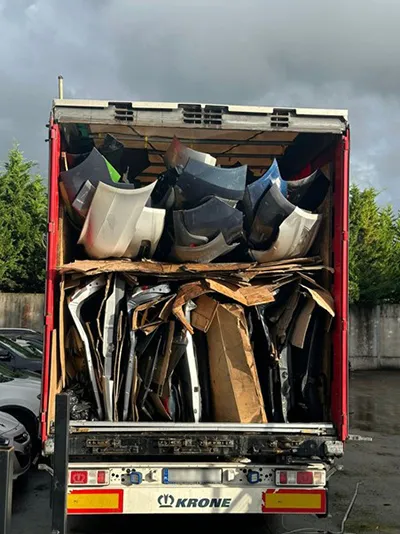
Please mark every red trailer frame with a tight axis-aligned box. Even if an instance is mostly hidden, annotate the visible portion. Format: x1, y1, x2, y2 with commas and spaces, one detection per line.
40, 119, 350, 443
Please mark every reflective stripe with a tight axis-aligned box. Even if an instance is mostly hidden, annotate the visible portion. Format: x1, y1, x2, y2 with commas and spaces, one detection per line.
67, 490, 123, 514
262, 489, 326, 514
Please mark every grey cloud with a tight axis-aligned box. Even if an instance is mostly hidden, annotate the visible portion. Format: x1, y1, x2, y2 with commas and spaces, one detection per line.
0, 0, 399, 206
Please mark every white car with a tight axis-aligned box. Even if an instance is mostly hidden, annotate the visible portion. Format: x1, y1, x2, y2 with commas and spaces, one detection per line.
0, 363, 41, 468
0, 412, 31, 479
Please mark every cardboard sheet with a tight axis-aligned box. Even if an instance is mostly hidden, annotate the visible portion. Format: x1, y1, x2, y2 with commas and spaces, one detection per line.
47, 329, 62, 433
59, 278, 66, 388
206, 279, 275, 307
65, 326, 86, 380
172, 279, 275, 333
301, 284, 335, 317
59, 256, 327, 278
60, 259, 254, 275
207, 303, 267, 423
192, 295, 219, 333
172, 281, 209, 333
275, 289, 301, 345
152, 321, 175, 393
291, 298, 316, 349
132, 294, 176, 332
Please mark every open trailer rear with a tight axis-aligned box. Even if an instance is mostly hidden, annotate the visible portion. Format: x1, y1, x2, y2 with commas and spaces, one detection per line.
41, 98, 349, 531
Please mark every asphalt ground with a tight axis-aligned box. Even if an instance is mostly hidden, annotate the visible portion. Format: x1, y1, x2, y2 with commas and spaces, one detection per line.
11, 371, 400, 534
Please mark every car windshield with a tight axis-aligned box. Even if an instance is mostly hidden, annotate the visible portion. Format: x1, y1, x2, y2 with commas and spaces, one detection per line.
0, 362, 38, 382
0, 337, 42, 361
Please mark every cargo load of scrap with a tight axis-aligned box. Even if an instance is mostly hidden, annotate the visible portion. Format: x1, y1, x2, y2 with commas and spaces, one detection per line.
50, 130, 335, 429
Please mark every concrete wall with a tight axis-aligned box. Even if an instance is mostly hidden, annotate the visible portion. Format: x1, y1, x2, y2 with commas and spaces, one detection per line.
0, 294, 399, 369
350, 304, 400, 370
0, 293, 44, 333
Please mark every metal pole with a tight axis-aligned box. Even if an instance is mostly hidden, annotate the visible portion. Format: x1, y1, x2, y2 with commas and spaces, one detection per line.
0, 443, 13, 534
58, 75, 64, 99
51, 393, 70, 534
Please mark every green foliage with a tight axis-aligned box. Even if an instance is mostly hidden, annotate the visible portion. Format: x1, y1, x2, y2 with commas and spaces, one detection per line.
0, 145, 47, 293
349, 183, 400, 304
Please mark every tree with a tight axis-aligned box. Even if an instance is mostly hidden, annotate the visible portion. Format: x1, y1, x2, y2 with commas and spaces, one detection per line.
0, 145, 47, 293
349, 184, 400, 304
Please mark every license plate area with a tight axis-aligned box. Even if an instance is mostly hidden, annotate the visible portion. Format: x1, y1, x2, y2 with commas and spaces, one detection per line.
162, 468, 222, 484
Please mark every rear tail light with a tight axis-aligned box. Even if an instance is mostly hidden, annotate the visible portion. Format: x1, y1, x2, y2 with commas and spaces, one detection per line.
69, 469, 109, 486
97, 470, 106, 484
276, 470, 326, 486
70, 470, 88, 485
296, 471, 314, 485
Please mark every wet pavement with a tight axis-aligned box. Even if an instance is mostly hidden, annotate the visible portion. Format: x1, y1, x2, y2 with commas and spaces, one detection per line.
11, 371, 400, 534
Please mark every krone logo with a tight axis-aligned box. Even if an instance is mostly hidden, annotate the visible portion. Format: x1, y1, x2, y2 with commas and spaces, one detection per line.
158, 494, 175, 508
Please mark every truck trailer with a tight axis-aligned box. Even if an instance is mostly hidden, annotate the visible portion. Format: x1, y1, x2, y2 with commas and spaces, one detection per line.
41, 97, 349, 532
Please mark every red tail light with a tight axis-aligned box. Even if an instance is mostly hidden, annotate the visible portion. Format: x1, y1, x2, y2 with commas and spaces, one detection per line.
97, 471, 106, 484
276, 469, 326, 486
70, 470, 88, 485
279, 471, 288, 484
297, 471, 314, 485
69, 469, 110, 486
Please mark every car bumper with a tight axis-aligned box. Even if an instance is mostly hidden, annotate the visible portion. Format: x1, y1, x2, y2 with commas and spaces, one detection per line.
1, 426, 31, 479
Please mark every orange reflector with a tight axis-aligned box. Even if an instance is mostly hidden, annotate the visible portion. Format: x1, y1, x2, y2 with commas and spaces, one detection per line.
67, 489, 123, 514
262, 489, 326, 514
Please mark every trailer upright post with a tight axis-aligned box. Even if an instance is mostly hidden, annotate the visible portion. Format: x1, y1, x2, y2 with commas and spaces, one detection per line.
51, 393, 70, 534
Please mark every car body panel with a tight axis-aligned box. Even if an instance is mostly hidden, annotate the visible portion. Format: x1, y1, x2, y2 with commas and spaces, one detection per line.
78, 181, 156, 259
0, 412, 31, 478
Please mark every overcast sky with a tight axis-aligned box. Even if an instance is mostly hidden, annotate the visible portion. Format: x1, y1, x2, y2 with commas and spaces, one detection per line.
0, 0, 399, 205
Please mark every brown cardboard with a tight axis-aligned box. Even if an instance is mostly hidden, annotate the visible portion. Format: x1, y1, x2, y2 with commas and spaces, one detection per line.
192, 295, 219, 333
59, 256, 327, 278
153, 321, 175, 393
300, 284, 335, 317
172, 279, 275, 333
291, 298, 316, 349
205, 279, 275, 307
59, 277, 66, 388
158, 295, 176, 322
207, 303, 267, 423
132, 294, 175, 332
47, 329, 62, 433
65, 326, 86, 380
172, 281, 209, 333
60, 259, 254, 276
275, 289, 301, 345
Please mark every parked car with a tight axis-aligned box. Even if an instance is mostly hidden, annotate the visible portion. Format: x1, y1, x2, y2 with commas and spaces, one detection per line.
0, 335, 42, 374
0, 328, 43, 351
0, 328, 40, 337
0, 411, 32, 479
0, 363, 41, 447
